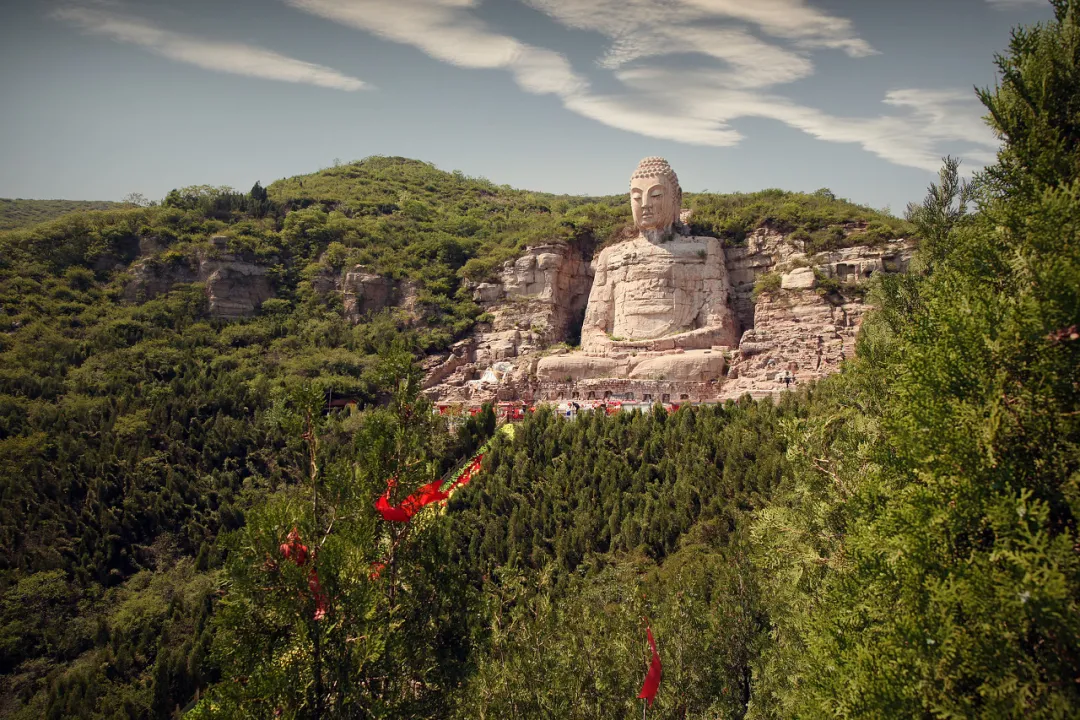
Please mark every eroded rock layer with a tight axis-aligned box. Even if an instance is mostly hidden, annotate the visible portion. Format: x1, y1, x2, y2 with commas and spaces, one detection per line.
125, 237, 273, 319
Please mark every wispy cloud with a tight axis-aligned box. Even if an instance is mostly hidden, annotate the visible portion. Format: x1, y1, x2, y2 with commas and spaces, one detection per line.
572, 69, 997, 171
281, 0, 998, 172
984, 0, 1047, 7
53, 4, 368, 91
525, 0, 876, 71
283, 0, 585, 97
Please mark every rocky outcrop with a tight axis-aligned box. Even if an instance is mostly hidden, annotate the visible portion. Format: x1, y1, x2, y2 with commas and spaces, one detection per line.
717, 233, 914, 400
724, 229, 913, 337
421, 339, 475, 390
720, 290, 864, 400
781, 267, 816, 290
420, 243, 593, 403
469, 243, 593, 364
124, 261, 198, 304
124, 237, 273, 319
343, 267, 396, 322
200, 259, 273, 319
628, 350, 725, 383
723, 229, 800, 334
309, 265, 419, 324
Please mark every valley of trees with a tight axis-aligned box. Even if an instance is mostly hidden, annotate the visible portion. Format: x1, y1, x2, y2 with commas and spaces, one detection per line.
1, 2, 1078, 717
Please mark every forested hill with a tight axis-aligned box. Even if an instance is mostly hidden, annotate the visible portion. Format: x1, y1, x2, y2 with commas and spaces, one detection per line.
0, 155, 907, 717
2, 2, 1080, 716
0, 198, 124, 231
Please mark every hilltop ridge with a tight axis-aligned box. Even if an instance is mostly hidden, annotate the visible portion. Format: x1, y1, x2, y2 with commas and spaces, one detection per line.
0, 198, 125, 231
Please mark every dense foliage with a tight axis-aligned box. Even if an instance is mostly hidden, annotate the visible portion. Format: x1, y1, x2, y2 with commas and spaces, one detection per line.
0, 149, 893, 715
752, 3, 1080, 716
685, 187, 910, 249
443, 398, 800, 719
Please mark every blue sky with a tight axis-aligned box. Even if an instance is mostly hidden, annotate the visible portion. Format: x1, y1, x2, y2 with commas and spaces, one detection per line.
0, 0, 1054, 212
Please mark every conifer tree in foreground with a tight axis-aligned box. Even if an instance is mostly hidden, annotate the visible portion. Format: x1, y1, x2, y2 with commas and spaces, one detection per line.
751, 1, 1080, 717
190, 347, 472, 718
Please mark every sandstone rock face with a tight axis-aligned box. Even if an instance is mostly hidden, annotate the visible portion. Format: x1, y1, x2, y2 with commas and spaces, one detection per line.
724, 229, 913, 338
308, 266, 420, 325
421, 243, 594, 403
720, 290, 863, 401
781, 267, 816, 290
472, 282, 503, 304
627, 350, 725, 383
125, 251, 272, 319
723, 229, 800, 334
424, 226, 914, 406
343, 267, 396, 322
200, 258, 273, 319
124, 261, 198, 303
582, 235, 739, 352
422, 340, 475, 390
311, 269, 340, 296
536, 354, 619, 382
474, 243, 593, 362
501, 244, 593, 330
717, 235, 913, 400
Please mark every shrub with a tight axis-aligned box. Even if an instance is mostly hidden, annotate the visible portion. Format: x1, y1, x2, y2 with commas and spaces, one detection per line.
753, 272, 782, 298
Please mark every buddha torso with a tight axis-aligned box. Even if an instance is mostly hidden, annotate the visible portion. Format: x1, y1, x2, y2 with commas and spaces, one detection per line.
581, 233, 738, 352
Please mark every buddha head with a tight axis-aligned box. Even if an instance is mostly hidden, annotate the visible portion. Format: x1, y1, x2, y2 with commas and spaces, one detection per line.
630, 156, 682, 235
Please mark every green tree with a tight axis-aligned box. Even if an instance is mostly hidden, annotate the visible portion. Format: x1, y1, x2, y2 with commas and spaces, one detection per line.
191, 348, 471, 718
750, 3, 1080, 716
904, 155, 974, 270
979, 0, 1080, 202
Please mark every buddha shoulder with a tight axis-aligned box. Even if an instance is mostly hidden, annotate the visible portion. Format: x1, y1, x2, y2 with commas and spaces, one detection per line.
598, 234, 720, 263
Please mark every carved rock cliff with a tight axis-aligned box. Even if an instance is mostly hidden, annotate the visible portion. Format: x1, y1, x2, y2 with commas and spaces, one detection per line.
421, 243, 593, 398
423, 227, 913, 404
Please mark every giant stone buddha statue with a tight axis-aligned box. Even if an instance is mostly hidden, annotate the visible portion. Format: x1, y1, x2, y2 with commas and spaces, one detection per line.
536, 157, 740, 388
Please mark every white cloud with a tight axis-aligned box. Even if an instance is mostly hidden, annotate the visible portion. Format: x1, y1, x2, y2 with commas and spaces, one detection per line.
53, 5, 368, 91
281, 0, 998, 173
283, 0, 587, 97
524, 0, 876, 74
681, 0, 877, 56
984, 0, 1047, 7
574, 66, 998, 171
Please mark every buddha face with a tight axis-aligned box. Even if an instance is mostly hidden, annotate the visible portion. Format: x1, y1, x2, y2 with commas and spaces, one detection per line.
630, 176, 676, 232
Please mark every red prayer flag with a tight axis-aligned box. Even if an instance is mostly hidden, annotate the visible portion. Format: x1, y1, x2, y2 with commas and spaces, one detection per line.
375, 488, 413, 522
415, 478, 450, 505
279, 527, 309, 566
637, 626, 661, 706
308, 567, 328, 621
375, 476, 452, 522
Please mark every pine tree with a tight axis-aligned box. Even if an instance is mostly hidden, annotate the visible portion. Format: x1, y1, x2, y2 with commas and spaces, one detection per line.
750, 3, 1080, 716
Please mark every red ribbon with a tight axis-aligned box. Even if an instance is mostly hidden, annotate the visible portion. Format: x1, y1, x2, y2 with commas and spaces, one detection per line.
637, 626, 662, 706
375, 477, 451, 522
279, 527, 309, 566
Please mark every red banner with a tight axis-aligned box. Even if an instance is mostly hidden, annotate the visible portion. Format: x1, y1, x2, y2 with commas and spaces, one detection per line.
637, 626, 662, 706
